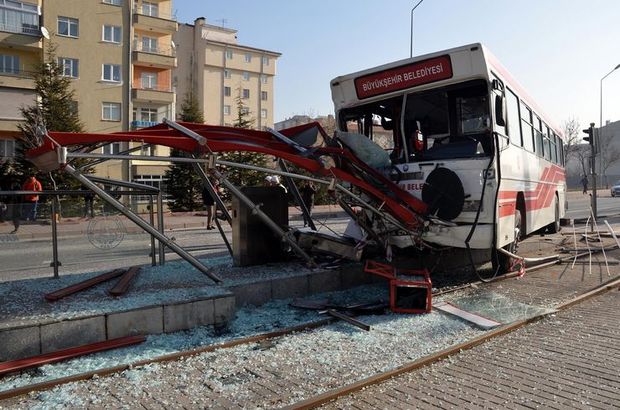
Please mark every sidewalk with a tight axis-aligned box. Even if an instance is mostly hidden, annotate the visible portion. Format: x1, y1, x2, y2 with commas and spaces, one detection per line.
0, 205, 346, 241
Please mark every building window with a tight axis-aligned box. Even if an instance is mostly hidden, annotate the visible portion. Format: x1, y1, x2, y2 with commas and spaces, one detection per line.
244, 53, 251, 63
223, 105, 231, 116
58, 16, 79, 38
142, 1, 158, 17
224, 86, 231, 97
134, 174, 167, 202
225, 49, 233, 60
261, 109, 267, 119
102, 102, 121, 121
242, 71, 249, 81
0, 55, 20, 75
262, 56, 269, 66
102, 64, 121, 82
242, 89, 250, 99
240, 107, 249, 115
223, 69, 231, 79
0, 1, 39, 35
58, 57, 79, 78
141, 36, 158, 53
103, 142, 121, 154
103, 0, 121, 4
260, 74, 268, 84
102, 25, 121, 43
0, 139, 16, 159
141, 72, 157, 89
261, 91, 268, 101
140, 108, 158, 122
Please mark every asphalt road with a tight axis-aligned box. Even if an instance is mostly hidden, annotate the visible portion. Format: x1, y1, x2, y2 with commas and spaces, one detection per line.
0, 217, 351, 282
565, 194, 620, 219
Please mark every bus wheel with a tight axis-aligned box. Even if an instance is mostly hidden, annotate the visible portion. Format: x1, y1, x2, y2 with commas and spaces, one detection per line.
546, 195, 561, 234
495, 209, 522, 273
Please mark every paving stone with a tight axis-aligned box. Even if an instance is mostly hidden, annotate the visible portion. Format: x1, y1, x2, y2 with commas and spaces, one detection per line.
229, 281, 272, 308
41, 316, 106, 353
271, 274, 309, 299
0, 325, 40, 361
163, 299, 215, 333
107, 306, 163, 339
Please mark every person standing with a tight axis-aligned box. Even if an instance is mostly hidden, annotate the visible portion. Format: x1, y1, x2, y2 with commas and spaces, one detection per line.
202, 181, 219, 230
82, 186, 95, 218
581, 175, 588, 195
300, 182, 317, 227
22, 174, 42, 221
8, 181, 22, 234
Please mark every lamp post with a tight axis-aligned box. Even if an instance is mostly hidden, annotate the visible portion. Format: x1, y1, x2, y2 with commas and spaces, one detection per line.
599, 63, 620, 188
410, 0, 424, 58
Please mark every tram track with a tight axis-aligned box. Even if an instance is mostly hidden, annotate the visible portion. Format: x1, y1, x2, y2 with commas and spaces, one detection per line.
287, 274, 620, 410
0, 249, 614, 404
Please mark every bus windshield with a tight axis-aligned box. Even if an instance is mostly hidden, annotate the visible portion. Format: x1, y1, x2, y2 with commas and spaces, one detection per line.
339, 79, 493, 164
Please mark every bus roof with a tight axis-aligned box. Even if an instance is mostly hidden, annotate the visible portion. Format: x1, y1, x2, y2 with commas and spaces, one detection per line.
330, 43, 563, 139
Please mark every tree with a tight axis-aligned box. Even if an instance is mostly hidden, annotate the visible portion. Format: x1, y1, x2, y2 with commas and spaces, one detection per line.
164, 92, 205, 211
178, 92, 204, 123
561, 117, 581, 165
11, 42, 89, 208
217, 90, 268, 197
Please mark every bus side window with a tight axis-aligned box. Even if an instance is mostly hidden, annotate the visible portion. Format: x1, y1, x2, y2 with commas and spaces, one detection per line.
520, 103, 534, 152
506, 88, 521, 146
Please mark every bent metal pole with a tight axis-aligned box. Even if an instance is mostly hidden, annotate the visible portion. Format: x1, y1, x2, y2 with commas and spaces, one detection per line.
62, 164, 223, 284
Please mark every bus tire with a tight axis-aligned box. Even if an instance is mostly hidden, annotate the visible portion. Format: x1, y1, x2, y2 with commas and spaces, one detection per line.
494, 208, 523, 273
546, 195, 561, 234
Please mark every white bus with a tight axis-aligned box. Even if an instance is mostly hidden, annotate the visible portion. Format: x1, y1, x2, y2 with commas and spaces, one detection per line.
330, 43, 566, 266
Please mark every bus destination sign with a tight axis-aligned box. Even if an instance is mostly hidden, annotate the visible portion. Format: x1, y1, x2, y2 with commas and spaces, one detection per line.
354, 55, 453, 99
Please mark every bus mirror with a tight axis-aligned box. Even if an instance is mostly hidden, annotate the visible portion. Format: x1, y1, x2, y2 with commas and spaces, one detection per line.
495, 94, 506, 127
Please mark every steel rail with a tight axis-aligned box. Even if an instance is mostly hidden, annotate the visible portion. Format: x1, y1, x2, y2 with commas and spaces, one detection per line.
285, 274, 620, 410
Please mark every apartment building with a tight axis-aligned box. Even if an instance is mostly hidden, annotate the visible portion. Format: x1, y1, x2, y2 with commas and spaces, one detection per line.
0, 0, 42, 160
174, 18, 281, 129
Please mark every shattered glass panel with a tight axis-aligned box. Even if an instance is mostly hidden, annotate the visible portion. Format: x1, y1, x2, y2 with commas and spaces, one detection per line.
448, 290, 555, 324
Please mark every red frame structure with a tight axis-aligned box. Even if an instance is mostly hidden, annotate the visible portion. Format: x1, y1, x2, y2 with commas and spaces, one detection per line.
27, 121, 429, 232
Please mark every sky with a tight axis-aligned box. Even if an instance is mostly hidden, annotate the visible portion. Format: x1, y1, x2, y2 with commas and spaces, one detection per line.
173, 0, 620, 129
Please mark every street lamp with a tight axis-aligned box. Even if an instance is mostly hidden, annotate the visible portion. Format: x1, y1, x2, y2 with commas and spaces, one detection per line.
600, 63, 620, 128
599, 63, 620, 188
410, 0, 424, 58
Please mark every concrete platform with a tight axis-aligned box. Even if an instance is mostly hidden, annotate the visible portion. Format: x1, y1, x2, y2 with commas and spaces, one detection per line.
0, 255, 370, 361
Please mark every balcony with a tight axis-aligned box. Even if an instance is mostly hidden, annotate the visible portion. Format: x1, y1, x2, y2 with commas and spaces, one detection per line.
132, 86, 174, 104
133, 7, 177, 34
131, 120, 159, 129
0, 4, 42, 49
0, 70, 35, 89
132, 43, 176, 69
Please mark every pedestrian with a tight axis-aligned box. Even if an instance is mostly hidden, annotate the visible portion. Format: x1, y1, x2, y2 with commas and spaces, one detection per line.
581, 175, 588, 195
82, 186, 95, 218
8, 181, 22, 234
202, 181, 219, 230
21, 174, 42, 221
300, 181, 317, 227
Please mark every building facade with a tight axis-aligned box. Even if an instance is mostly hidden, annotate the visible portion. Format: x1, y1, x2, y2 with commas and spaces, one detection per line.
174, 18, 281, 129
0, 0, 42, 160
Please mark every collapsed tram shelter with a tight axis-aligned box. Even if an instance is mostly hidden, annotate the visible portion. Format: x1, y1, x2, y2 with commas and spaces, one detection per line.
26, 118, 448, 280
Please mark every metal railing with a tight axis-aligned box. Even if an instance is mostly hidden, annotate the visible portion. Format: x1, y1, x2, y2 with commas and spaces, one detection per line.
133, 41, 176, 57
132, 6, 177, 21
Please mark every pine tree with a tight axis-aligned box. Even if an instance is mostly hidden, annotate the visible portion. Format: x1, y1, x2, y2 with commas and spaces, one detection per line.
218, 90, 268, 194
14, 42, 87, 191
164, 92, 205, 211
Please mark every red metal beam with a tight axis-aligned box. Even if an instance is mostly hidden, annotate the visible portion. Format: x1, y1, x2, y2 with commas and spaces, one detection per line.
108, 266, 141, 296
45, 269, 126, 302
0, 336, 146, 376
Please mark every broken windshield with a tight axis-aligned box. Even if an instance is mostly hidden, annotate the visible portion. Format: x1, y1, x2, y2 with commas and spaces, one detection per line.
338, 80, 493, 164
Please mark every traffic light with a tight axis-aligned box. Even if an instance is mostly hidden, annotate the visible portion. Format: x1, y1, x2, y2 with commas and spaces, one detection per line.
583, 126, 593, 144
